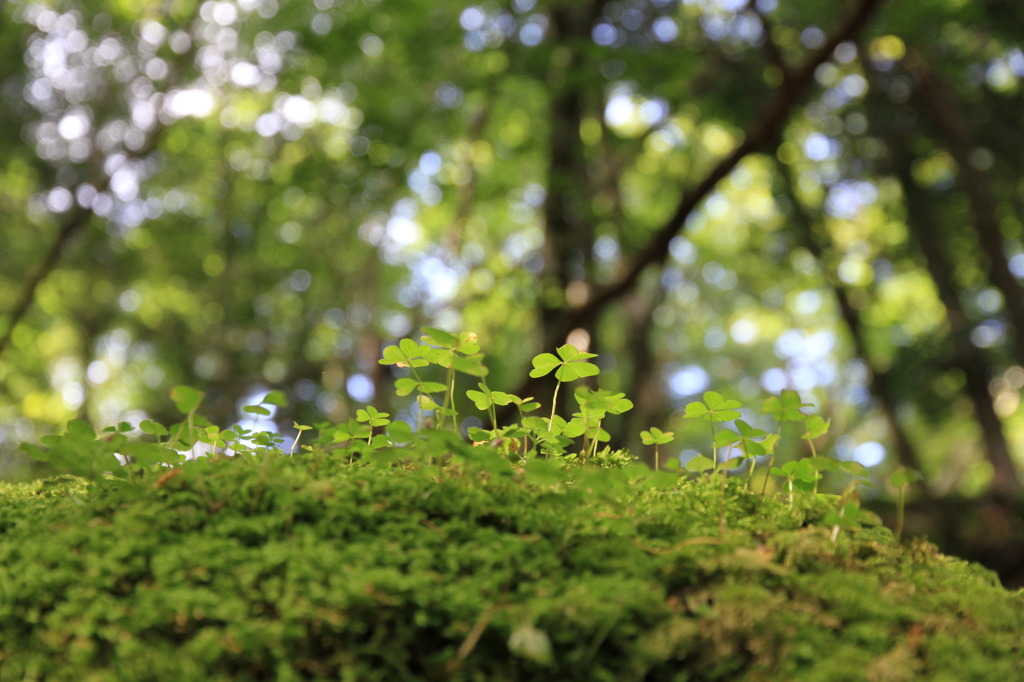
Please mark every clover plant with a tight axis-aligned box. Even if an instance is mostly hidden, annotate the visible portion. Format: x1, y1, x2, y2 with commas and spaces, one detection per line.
20, 327, 907, 545
640, 427, 674, 472
890, 465, 924, 540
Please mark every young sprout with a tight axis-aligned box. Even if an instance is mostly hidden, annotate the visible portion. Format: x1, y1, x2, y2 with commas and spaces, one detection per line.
890, 465, 924, 541
169, 384, 205, 451
769, 459, 819, 506
640, 427, 674, 471
466, 382, 516, 431
800, 414, 831, 494
356, 406, 391, 444
572, 388, 633, 462
683, 391, 742, 467
420, 328, 488, 431
759, 390, 811, 498
529, 344, 600, 431
379, 338, 441, 430
290, 422, 312, 456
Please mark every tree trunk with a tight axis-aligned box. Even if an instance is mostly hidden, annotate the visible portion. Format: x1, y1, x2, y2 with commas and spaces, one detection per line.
894, 154, 1023, 498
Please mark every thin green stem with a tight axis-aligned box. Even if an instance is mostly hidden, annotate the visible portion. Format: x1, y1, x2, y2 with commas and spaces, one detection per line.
710, 420, 718, 467
588, 420, 603, 462
895, 487, 906, 541
548, 380, 562, 431
759, 428, 782, 499
806, 424, 820, 494
446, 364, 457, 431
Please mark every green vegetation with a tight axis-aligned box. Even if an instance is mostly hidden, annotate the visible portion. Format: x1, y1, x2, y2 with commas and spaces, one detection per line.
6, 332, 1022, 680
4, 0, 1024, 517
3, 444, 1022, 680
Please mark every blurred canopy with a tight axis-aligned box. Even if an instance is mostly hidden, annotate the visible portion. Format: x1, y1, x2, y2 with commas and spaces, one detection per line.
2, 0, 1024, 506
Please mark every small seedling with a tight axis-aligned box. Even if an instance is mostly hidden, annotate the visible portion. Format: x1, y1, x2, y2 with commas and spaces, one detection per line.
759, 390, 812, 497
640, 427, 674, 471
683, 391, 742, 466
572, 387, 633, 462
529, 344, 600, 431
20, 328, 912, 550
769, 458, 819, 506
290, 422, 312, 456
356, 406, 391, 443
890, 465, 924, 541
170, 384, 205, 450
734, 420, 776, 488
800, 414, 831, 493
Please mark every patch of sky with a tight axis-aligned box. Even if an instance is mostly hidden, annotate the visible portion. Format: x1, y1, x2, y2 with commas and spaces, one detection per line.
973, 287, 1004, 315
418, 150, 443, 175
839, 439, 886, 467
522, 183, 546, 207
651, 16, 678, 43
971, 319, 1006, 349
502, 229, 543, 265
593, 22, 621, 47
825, 180, 878, 219
666, 364, 710, 399
760, 367, 787, 393
604, 87, 635, 127
593, 235, 621, 264
519, 15, 547, 46
803, 132, 839, 162
729, 318, 758, 345
669, 236, 697, 265
346, 373, 375, 403
701, 261, 737, 290
775, 329, 835, 361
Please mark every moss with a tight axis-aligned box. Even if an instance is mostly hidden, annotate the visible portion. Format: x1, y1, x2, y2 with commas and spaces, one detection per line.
1, 452, 1021, 681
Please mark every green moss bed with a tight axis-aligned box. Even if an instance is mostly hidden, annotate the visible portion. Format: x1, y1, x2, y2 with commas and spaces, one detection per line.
1, 451, 1021, 681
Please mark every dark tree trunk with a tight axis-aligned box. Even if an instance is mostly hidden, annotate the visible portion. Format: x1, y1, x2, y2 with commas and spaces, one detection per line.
911, 59, 1024, 366
777, 159, 926, 481
894, 155, 1023, 498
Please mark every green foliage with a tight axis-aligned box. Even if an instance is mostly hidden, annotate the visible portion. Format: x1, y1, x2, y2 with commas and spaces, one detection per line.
2, 443, 1021, 680
20, 330, 880, 532
890, 465, 925, 540
3, 0, 1024, 514
640, 426, 675, 472
529, 344, 601, 430
9, 330, 1024, 678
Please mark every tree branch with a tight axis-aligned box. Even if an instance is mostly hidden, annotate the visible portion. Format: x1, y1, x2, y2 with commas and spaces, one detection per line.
0, 7, 199, 361
908, 54, 1024, 366
0, 199, 101, 358
555, 0, 885, 340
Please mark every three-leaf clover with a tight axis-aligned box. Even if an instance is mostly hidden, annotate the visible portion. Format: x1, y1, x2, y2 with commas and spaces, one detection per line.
466, 382, 516, 430
356, 406, 391, 443
530, 344, 600, 430
530, 344, 600, 382
640, 426, 675, 471
684, 391, 742, 466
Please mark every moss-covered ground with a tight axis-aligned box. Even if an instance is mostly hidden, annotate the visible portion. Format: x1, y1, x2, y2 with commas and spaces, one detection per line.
1, 450, 1021, 681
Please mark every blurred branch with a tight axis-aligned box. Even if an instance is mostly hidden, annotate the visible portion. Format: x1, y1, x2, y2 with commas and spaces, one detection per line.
748, 0, 793, 82
0, 195, 102, 359
893, 148, 1023, 499
775, 157, 927, 485
0, 8, 200, 363
557, 0, 885, 339
907, 54, 1024, 366
0, 121, 164, 361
